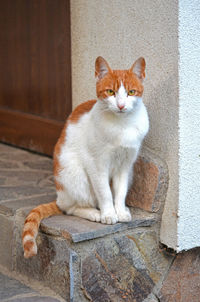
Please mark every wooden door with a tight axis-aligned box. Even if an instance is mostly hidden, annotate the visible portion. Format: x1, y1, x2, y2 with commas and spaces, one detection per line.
0, 0, 71, 156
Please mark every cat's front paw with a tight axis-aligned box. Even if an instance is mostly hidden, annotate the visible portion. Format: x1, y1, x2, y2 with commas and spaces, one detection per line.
101, 209, 118, 225
115, 206, 132, 222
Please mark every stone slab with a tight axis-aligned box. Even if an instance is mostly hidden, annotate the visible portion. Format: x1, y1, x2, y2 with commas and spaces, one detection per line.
40, 208, 156, 243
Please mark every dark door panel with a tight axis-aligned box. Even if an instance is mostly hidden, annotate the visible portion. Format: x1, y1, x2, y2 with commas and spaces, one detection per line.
0, 0, 71, 155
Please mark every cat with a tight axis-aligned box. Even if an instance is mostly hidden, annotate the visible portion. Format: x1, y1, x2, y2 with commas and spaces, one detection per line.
22, 56, 149, 258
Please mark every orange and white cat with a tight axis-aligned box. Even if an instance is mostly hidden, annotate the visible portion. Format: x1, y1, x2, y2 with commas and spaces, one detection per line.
22, 56, 149, 258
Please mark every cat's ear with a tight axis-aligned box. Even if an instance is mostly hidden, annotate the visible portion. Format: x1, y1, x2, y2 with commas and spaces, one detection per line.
130, 57, 146, 81
95, 56, 112, 80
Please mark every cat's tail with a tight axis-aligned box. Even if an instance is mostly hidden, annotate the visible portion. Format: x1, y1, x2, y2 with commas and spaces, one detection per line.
22, 201, 62, 258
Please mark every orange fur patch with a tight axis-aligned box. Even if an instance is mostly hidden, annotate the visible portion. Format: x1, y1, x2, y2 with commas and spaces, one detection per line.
24, 240, 34, 252
25, 217, 38, 225
31, 208, 42, 219
53, 100, 97, 190
53, 121, 68, 191
68, 100, 97, 123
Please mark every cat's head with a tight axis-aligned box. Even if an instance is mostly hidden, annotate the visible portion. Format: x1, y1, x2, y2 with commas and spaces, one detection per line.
95, 57, 145, 114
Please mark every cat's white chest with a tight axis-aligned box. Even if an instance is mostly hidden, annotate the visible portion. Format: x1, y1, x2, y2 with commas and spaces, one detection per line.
118, 126, 141, 148
101, 120, 142, 150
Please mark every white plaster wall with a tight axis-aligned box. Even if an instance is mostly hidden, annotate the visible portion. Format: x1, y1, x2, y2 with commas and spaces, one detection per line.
71, 0, 179, 249
178, 0, 200, 251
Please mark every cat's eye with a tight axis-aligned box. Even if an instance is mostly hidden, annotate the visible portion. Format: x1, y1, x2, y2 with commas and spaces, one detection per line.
107, 89, 115, 96
128, 90, 136, 96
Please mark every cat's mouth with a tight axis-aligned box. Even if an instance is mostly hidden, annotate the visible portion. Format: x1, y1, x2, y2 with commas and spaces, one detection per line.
117, 108, 127, 114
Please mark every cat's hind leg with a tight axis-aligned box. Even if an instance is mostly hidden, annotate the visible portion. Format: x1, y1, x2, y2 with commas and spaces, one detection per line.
67, 206, 101, 222
56, 189, 101, 222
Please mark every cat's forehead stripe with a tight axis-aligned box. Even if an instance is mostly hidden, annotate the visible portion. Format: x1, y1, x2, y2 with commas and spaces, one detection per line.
117, 82, 127, 96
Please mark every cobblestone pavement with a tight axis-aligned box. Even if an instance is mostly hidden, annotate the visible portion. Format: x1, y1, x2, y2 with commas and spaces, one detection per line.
0, 144, 64, 301
0, 143, 56, 209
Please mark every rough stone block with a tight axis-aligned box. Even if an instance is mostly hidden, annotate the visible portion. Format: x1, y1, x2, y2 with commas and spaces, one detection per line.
81, 235, 155, 302
126, 148, 168, 213
0, 214, 15, 270
159, 248, 200, 302
127, 230, 174, 284
81, 230, 175, 302
143, 293, 159, 302
15, 232, 71, 300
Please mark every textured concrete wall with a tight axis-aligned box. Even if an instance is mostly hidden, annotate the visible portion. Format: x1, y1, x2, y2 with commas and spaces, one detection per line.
70, 0, 179, 249
178, 0, 200, 251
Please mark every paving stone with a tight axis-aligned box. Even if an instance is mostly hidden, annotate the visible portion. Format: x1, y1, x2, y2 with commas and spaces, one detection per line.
0, 150, 42, 162
0, 272, 35, 300
38, 175, 55, 188
0, 144, 18, 153
0, 160, 20, 169
158, 248, 200, 302
4, 297, 61, 302
40, 208, 156, 243
1, 170, 52, 187
126, 148, 168, 213
0, 177, 6, 185
0, 186, 54, 202
0, 193, 56, 216
23, 159, 53, 171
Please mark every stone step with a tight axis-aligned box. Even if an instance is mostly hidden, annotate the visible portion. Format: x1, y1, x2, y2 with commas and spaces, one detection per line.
0, 143, 172, 301
12, 205, 158, 301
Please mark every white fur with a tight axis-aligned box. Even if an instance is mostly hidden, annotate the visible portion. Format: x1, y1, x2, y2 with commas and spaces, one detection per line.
23, 234, 35, 244
56, 85, 149, 224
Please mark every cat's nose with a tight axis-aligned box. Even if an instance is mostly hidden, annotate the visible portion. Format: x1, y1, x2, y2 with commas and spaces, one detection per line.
118, 103, 125, 110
